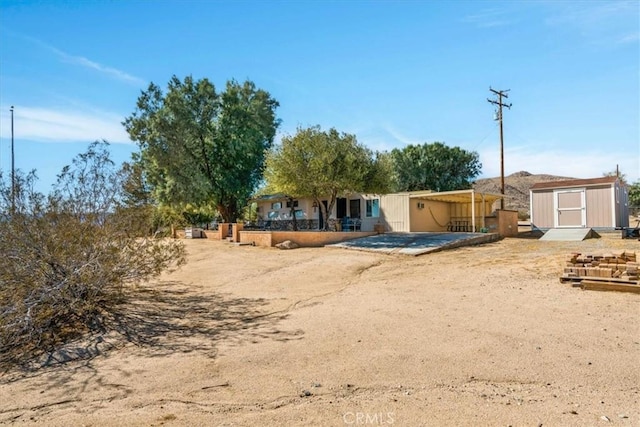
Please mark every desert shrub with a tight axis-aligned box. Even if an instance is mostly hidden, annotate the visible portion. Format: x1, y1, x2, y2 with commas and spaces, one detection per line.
0, 142, 185, 368
517, 210, 530, 221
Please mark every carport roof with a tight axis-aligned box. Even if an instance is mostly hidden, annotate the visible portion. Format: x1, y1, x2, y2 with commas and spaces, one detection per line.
409, 189, 503, 204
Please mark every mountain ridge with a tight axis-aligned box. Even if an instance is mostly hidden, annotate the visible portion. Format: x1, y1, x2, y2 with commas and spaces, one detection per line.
473, 171, 576, 216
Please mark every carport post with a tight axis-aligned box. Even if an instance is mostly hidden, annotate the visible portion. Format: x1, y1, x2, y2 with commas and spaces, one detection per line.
471, 190, 476, 232
481, 193, 486, 230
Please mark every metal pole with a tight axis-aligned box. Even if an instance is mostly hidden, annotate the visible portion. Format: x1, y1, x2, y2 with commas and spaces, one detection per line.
10, 106, 15, 212
498, 93, 504, 210
487, 88, 511, 210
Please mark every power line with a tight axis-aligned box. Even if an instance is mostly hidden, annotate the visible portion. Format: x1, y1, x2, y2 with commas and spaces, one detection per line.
487, 88, 512, 210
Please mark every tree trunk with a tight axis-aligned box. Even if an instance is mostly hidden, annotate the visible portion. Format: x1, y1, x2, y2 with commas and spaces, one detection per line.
319, 201, 329, 231
325, 191, 337, 231
288, 197, 298, 231
217, 203, 234, 223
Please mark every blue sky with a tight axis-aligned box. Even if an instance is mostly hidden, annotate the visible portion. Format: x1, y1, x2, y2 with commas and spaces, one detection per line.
0, 0, 638, 194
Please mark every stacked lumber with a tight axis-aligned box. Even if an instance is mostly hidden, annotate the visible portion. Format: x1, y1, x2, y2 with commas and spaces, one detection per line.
561, 251, 640, 293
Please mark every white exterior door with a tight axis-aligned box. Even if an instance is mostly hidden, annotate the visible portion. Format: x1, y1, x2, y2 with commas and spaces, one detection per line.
554, 189, 586, 228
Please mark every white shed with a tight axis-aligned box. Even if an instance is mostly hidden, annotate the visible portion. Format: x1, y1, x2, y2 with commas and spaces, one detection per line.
529, 176, 629, 230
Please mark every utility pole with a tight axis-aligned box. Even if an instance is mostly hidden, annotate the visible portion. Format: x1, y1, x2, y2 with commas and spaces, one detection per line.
487, 88, 511, 210
10, 106, 15, 212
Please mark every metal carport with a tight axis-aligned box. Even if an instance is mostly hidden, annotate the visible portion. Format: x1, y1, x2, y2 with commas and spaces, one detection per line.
409, 189, 503, 232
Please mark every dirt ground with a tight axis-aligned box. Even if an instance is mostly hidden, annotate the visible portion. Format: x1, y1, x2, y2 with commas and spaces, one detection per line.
1, 233, 639, 426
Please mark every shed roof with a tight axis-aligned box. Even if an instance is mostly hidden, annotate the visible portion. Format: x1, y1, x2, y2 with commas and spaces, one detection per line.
530, 176, 619, 191
409, 189, 503, 204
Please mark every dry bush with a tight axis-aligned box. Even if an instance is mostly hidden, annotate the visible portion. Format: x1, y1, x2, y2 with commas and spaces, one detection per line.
0, 142, 185, 368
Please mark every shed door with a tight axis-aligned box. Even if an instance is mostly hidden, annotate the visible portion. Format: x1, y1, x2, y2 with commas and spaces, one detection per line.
555, 189, 586, 228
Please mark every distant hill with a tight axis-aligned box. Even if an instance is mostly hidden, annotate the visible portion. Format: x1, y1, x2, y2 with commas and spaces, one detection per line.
473, 171, 575, 217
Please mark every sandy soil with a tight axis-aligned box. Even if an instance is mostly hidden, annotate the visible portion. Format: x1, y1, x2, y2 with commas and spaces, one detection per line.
1, 234, 639, 426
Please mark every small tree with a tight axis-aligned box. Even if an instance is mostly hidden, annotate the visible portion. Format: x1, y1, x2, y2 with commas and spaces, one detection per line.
265, 126, 391, 230
0, 141, 185, 368
603, 168, 627, 184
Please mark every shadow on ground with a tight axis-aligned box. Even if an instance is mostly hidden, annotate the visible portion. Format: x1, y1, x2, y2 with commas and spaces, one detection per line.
515, 230, 545, 239
1, 280, 301, 380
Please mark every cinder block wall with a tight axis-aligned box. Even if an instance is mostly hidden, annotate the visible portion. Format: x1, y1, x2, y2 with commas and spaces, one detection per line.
240, 231, 376, 247
497, 210, 518, 237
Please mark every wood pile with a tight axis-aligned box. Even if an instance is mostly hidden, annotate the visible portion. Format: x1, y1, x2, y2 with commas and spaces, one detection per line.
560, 251, 640, 293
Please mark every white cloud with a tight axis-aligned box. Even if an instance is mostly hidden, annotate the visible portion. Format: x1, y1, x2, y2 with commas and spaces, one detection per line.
0, 105, 131, 144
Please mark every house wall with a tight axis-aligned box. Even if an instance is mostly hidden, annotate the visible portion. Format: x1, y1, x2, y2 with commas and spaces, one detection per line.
256, 194, 382, 232
379, 194, 499, 233
409, 200, 449, 232
379, 194, 410, 232
357, 194, 383, 232
256, 192, 503, 233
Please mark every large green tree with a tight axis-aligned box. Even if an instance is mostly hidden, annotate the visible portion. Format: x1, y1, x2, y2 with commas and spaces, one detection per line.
265, 126, 392, 230
123, 75, 279, 222
390, 142, 481, 192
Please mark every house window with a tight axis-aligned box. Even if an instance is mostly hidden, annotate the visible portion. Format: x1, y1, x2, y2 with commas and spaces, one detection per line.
349, 199, 361, 218
366, 199, 380, 218
294, 209, 305, 219
286, 200, 299, 208
271, 202, 282, 210
268, 211, 279, 219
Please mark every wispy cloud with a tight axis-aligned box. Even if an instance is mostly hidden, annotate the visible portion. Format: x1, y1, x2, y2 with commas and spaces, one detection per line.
0, 105, 131, 144
544, 0, 639, 46
461, 8, 514, 29
24, 35, 146, 86
380, 124, 423, 147
617, 32, 640, 44
545, 1, 635, 26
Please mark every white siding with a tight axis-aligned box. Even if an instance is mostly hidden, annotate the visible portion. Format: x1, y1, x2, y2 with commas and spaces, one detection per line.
379, 194, 410, 232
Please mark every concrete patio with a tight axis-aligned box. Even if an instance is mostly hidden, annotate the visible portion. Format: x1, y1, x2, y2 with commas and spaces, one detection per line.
327, 232, 501, 256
